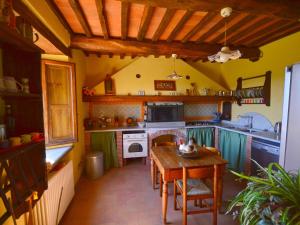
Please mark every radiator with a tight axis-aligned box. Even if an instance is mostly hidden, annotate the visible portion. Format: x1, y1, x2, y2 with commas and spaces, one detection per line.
32, 160, 74, 225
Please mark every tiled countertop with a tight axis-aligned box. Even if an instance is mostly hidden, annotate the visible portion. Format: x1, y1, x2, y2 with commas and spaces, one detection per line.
85, 124, 281, 143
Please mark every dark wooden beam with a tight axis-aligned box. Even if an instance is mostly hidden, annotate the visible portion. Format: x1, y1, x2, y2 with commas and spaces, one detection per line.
12, 0, 70, 56
44, 0, 73, 35
235, 19, 286, 45
117, 0, 300, 21
252, 22, 300, 46
167, 10, 193, 42
227, 17, 272, 43
182, 12, 217, 43
95, 0, 109, 39
121, 2, 129, 40
196, 14, 236, 43
212, 14, 255, 43
83, 51, 89, 57
152, 9, 175, 41
69, 0, 92, 37
71, 35, 261, 61
137, 6, 154, 41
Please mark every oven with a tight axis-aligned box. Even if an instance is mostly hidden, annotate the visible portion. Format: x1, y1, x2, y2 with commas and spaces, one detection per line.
145, 102, 185, 128
123, 131, 148, 158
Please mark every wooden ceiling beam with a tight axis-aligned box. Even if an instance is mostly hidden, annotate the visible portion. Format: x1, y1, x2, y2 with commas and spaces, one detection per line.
196, 14, 236, 43
117, 0, 300, 21
95, 0, 109, 39
121, 2, 129, 40
137, 6, 154, 41
182, 12, 217, 43
227, 17, 272, 43
212, 14, 255, 43
252, 22, 300, 46
167, 10, 194, 42
69, 0, 92, 37
235, 19, 286, 45
12, 0, 71, 56
152, 9, 175, 41
71, 35, 261, 61
44, 0, 73, 35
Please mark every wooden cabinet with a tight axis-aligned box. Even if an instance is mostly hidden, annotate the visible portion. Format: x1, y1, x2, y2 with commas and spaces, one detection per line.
0, 24, 46, 223
42, 60, 77, 146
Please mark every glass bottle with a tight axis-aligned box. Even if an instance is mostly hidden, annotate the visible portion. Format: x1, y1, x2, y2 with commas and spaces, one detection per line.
4, 104, 15, 137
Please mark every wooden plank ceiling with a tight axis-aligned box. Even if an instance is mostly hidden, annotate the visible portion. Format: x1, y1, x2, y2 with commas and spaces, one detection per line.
46, 0, 300, 61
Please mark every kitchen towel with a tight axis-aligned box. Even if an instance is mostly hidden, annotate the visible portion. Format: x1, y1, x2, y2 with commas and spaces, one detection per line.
187, 127, 214, 147
90, 132, 119, 170
219, 129, 246, 173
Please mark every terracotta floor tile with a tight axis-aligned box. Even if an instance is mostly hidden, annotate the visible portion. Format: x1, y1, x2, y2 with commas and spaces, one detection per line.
60, 161, 242, 225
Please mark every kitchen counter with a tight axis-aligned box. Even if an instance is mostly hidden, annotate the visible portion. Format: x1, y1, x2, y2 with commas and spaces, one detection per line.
85, 124, 281, 143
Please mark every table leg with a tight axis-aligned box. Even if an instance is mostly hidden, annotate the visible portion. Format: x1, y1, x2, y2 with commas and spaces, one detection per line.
162, 180, 168, 224
218, 177, 223, 210
151, 157, 155, 189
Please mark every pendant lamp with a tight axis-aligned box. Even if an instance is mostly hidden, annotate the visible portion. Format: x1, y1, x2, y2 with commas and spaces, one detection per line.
167, 54, 183, 79
208, 7, 241, 63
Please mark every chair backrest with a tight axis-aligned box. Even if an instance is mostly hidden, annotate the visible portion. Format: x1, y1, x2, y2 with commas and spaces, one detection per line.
154, 141, 177, 147
183, 164, 220, 197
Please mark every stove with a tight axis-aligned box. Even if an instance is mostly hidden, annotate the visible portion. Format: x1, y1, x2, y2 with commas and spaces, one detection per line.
185, 121, 218, 126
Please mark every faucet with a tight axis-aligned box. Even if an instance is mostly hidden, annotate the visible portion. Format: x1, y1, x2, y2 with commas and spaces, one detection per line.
238, 115, 253, 129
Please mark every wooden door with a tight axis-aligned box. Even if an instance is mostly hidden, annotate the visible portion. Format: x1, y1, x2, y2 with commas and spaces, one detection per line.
42, 60, 77, 146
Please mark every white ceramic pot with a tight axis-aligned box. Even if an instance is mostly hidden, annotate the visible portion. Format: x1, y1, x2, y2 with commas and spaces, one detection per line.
3, 76, 23, 92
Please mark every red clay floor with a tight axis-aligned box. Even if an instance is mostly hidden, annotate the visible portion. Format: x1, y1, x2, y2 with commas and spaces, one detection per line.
60, 159, 243, 225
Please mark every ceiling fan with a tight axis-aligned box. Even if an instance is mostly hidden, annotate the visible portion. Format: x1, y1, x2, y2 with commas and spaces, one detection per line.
167, 54, 183, 80
208, 7, 242, 63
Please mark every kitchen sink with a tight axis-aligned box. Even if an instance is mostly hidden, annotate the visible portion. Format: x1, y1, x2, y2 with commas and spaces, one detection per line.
233, 127, 258, 133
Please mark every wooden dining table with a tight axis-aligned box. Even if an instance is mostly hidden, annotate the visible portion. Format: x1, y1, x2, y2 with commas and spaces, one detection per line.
150, 146, 227, 224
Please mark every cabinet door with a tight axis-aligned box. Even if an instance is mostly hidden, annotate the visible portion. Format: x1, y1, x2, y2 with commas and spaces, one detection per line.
42, 60, 77, 146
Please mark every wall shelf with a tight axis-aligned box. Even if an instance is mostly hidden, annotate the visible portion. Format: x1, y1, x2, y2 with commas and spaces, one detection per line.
236, 71, 271, 106
0, 91, 41, 99
82, 95, 235, 103
0, 22, 43, 53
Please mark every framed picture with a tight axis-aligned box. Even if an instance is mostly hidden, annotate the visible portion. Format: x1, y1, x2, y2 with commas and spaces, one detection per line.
154, 80, 176, 91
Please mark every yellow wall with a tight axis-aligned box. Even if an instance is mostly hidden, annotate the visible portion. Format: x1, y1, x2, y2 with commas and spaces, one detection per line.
85, 55, 136, 87
93, 56, 226, 95
221, 31, 300, 124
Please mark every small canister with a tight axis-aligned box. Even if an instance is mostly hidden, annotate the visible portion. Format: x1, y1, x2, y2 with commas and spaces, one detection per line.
0, 124, 6, 141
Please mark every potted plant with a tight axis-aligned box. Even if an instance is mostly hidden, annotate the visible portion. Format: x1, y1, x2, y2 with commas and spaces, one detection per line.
227, 162, 300, 225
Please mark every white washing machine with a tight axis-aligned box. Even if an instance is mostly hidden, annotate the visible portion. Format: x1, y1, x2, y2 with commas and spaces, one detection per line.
123, 131, 148, 159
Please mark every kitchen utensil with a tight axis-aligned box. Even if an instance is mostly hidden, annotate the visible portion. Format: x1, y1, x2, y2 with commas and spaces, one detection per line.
21, 134, 31, 143
0, 78, 5, 90
274, 122, 282, 134
9, 136, 21, 146
21, 78, 30, 93
3, 76, 23, 92
0, 124, 6, 141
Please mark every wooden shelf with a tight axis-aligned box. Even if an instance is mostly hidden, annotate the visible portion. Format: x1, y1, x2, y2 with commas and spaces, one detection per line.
0, 22, 43, 53
82, 95, 235, 103
0, 91, 41, 99
236, 71, 271, 106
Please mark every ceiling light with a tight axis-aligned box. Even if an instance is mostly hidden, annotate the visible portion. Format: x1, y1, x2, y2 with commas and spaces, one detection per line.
208, 7, 241, 63
167, 54, 183, 80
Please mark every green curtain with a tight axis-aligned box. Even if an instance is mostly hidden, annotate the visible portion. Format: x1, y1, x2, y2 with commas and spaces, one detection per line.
90, 132, 119, 170
219, 129, 246, 173
187, 128, 214, 147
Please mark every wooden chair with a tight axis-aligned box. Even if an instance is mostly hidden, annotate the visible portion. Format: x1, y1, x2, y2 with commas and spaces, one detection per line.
152, 141, 177, 196
174, 164, 220, 225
